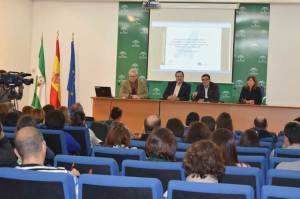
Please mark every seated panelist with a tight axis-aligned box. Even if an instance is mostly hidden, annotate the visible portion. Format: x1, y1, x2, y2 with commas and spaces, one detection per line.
162, 71, 191, 101
119, 68, 148, 99
239, 75, 262, 105
191, 74, 220, 103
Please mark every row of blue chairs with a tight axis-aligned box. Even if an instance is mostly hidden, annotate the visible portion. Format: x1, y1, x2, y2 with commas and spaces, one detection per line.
0, 167, 299, 199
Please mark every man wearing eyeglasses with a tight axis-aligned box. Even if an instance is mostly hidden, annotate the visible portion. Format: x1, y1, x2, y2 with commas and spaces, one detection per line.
191, 74, 220, 103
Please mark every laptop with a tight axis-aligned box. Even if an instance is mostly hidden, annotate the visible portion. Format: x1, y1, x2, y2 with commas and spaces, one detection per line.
95, 86, 112, 98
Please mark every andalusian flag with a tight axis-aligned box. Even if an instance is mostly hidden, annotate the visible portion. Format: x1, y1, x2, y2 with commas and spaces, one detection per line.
32, 36, 46, 109
50, 34, 61, 108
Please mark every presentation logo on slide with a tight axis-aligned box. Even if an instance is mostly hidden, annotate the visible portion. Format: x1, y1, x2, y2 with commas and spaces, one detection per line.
120, 25, 128, 34
258, 55, 267, 63
139, 52, 147, 59
118, 51, 127, 59
249, 67, 259, 76
132, 40, 140, 48
236, 54, 246, 63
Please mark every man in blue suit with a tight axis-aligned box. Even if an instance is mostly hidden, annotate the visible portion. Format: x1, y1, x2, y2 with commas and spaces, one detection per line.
162, 71, 191, 101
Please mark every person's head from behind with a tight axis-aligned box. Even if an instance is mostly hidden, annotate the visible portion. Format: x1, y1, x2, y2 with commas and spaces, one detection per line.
59, 106, 70, 123
175, 71, 184, 85
240, 129, 260, 147
71, 103, 84, 114
3, 111, 21, 127
0, 103, 9, 124
185, 112, 200, 126
0, 70, 6, 74
185, 122, 211, 143
16, 115, 37, 131
254, 117, 267, 130
201, 116, 216, 132
284, 121, 300, 147
45, 110, 65, 130
183, 140, 224, 181
246, 75, 258, 90
42, 104, 55, 116
294, 117, 300, 123
144, 114, 161, 134
212, 128, 238, 166
128, 68, 138, 83
110, 107, 122, 121
216, 112, 233, 131
22, 106, 34, 116
201, 74, 211, 88
146, 128, 176, 161
71, 111, 85, 127
14, 127, 46, 165
105, 122, 130, 147
166, 117, 184, 138
32, 108, 45, 124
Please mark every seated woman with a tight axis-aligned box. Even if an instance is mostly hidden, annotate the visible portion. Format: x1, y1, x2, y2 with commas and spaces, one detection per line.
239, 75, 262, 105
212, 128, 249, 167
145, 128, 176, 162
166, 118, 185, 141
104, 122, 133, 148
239, 129, 260, 147
183, 140, 225, 183
184, 122, 211, 144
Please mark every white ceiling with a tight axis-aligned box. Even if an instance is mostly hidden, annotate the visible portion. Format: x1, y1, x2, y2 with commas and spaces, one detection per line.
32, 0, 300, 3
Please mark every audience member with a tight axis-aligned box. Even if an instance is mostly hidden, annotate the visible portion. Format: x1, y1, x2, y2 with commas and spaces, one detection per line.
21, 106, 34, 115
70, 111, 102, 147
14, 127, 79, 196
201, 116, 216, 132
166, 118, 185, 138
0, 103, 9, 123
216, 112, 233, 131
2, 111, 22, 126
240, 129, 260, 147
0, 122, 17, 167
146, 128, 176, 161
106, 107, 122, 126
212, 128, 249, 167
45, 110, 81, 154
42, 104, 55, 116
254, 117, 277, 141
183, 140, 224, 183
184, 122, 211, 144
140, 114, 161, 141
71, 102, 84, 114
32, 108, 45, 124
104, 122, 132, 148
59, 106, 70, 124
184, 112, 200, 136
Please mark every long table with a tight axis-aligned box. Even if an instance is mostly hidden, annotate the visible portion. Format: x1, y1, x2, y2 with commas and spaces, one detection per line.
92, 97, 300, 134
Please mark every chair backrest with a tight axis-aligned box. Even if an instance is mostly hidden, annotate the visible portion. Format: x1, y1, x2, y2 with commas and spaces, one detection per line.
267, 169, 300, 188
221, 166, 263, 199
275, 142, 283, 148
260, 137, 274, 143
236, 147, 270, 158
63, 126, 91, 156
3, 126, 16, 133
176, 142, 191, 152
122, 160, 185, 192
54, 155, 118, 175
0, 168, 75, 199
238, 156, 266, 174
92, 146, 146, 170
79, 174, 163, 199
274, 148, 300, 158
167, 180, 254, 199
130, 140, 146, 150
40, 129, 68, 155
259, 142, 273, 149
261, 185, 300, 199
175, 152, 185, 162
90, 121, 109, 141
5, 133, 15, 147
270, 157, 300, 168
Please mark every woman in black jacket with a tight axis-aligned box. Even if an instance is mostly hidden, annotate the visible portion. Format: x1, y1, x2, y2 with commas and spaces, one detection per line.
239, 75, 262, 105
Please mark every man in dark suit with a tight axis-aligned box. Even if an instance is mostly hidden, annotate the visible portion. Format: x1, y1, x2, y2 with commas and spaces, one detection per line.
191, 74, 220, 103
163, 71, 191, 101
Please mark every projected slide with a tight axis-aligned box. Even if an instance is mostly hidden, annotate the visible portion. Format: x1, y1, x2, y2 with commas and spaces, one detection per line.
163, 26, 222, 71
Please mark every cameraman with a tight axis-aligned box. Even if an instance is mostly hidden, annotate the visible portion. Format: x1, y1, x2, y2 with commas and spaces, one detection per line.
0, 70, 24, 103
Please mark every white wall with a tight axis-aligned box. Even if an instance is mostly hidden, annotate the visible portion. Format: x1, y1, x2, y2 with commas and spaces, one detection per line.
30, 1, 119, 115
0, 0, 33, 108
267, 4, 300, 106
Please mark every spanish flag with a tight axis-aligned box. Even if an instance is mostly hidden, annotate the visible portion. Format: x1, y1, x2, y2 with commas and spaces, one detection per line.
50, 34, 61, 108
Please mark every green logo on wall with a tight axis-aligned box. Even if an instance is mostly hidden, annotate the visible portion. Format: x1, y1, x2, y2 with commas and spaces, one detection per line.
152, 88, 161, 96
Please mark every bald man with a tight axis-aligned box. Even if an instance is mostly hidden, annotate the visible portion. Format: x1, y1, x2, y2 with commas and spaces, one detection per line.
119, 68, 148, 99
140, 115, 161, 141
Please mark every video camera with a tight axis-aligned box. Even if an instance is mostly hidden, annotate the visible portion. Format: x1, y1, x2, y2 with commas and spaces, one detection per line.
0, 71, 34, 87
